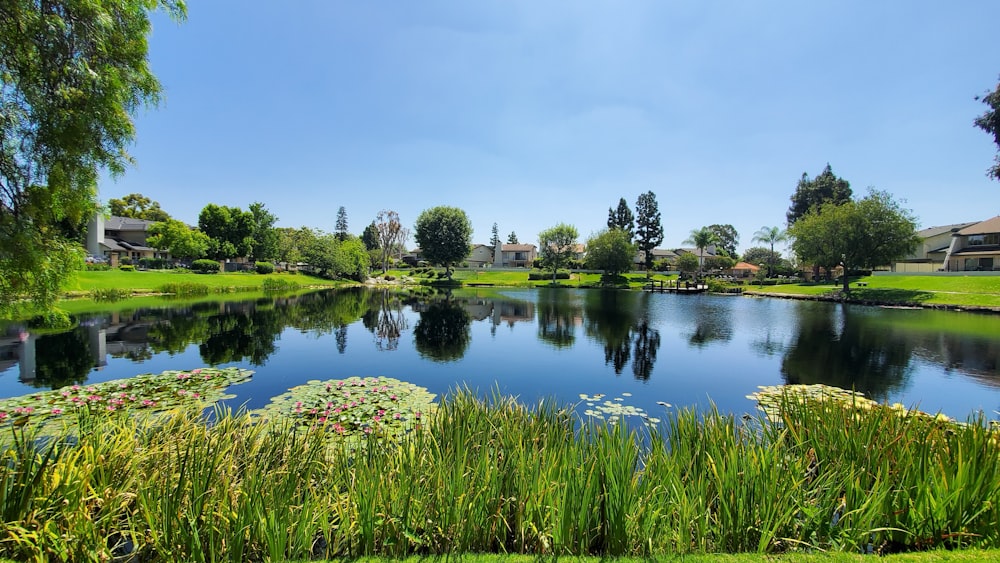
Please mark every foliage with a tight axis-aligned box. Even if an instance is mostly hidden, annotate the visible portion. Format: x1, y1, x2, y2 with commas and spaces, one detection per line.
248, 201, 278, 262
361, 221, 379, 251
787, 164, 852, 225
89, 288, 131, 303
159, 282, 210, 296
607, 197, 635, 241
335, 206, 349, 241
634, 191, 664, 274
261, 277, 299, 293
198, 204, 254, 260
708, 224, 739, 257
586, 228, 637, 279
683, 226, 719, 275
538, 223, 579, 284
414, 298, 471, 361
301, 231, 369, 280
0, 367, 252, 428
751, 226, 789, 277
255, 376, 435, 439
742, 246, 782, 267
975, 75, 1000, 181
677, 253, 699, 275
528, 270, 571, 280
191, 259, 220, 274
254, 261, 275, 274
507, 231, 519, 244
703, 255, 736, 271
414, 206, 473, 279
0, 0, 185, 315
137, 257, 170, 270
118, 264, 135, 272
107, 193, 170, 221
146, 218, 210, 260
375, 209, 405, 273
490, 222, 501, 248
789, 189, 919, 292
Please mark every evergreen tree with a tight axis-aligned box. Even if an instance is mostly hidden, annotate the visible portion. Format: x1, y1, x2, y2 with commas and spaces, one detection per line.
607, 197, 635, 241
507, 231, 519, 244
335, 206, 349, 241
361, 221, 379, 251
634, 191, 664, 276
787, 164, 852, 225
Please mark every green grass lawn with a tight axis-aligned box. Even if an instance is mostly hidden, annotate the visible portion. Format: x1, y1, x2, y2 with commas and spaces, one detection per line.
746, 274, 1000, 308
64, 269, 342, 294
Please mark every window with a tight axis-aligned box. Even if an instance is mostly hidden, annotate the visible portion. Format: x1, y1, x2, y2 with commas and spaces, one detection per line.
964, 257, 994, 270
968, 234, 1000, 246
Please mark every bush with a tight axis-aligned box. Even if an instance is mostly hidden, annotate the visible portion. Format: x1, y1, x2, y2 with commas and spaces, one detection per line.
138, 257, 170, 270
159, 282, 210, 296
119, 257, 132, 266
262, 278, 299, 292
191, 259, 220, 274
384, 275, 396, 281
119, 264, 135, 272
27, 309, 73, 330
528, 270, 570, 280
85, 262, 111, 271
254, 261, 275, 274
90, 288, 131, 303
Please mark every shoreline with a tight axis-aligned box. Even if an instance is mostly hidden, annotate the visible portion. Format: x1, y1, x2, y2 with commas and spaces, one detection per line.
742, 289, 1000, 314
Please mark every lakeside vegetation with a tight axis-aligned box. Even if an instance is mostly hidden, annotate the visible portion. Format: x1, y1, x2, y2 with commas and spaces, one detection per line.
0, 381, 998, 561
746, 275, 1000, 309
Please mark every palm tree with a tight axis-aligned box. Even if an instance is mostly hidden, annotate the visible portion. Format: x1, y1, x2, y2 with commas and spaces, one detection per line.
751, 226, 788, 278
683, 227, 719, 277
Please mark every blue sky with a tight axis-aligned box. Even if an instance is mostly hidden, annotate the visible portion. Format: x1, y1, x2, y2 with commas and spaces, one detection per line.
104, 1, 1000, 255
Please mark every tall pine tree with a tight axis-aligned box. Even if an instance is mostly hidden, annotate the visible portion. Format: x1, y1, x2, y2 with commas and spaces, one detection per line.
607, 197, 635, 242
634, 191, 664, 276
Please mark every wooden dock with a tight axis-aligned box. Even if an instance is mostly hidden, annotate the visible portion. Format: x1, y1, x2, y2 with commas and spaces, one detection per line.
644, 280, 708, 294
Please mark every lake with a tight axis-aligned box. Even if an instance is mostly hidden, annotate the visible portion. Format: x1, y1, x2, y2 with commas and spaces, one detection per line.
1, 287, 999, 422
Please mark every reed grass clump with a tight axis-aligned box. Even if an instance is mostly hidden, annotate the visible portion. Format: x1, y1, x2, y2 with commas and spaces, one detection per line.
89, 287, 131, 302
158, 282, 210, 296
0, 387, 997, 560
261, 277, 300, 292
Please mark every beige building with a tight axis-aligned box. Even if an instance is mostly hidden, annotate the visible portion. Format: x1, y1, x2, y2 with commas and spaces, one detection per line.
891, 222, 976, 273
466, 244, 494, 268
494, 242, 537, 268
86, 214, 168, 265
943, 216, 1000, 272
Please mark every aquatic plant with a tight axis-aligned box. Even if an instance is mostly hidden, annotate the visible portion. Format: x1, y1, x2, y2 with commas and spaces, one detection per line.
254, 376, 436, 439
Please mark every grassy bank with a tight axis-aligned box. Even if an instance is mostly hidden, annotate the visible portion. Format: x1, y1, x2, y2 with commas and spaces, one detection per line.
64, 269, 342, 295
745, 275, 1000, 309
1, 385, 998, 561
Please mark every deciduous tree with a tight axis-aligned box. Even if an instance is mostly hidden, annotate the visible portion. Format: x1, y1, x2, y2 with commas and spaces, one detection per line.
586, 228, 636, 281
975, 76, 1000, 181
0, 0, 186, 314
248, 202, 278, 263
198, 204, 253, 261
108, 193, 171, 222
147, 219, 209, 261
634, 191, 664, 277
414, 206, 472, 279
789, 190, 918, 293
538, 223, 579, 284
374, 210, 404, 273
708, 224, 739, 258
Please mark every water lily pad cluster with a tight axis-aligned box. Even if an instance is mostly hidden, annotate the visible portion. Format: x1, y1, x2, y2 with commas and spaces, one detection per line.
255, 376, 437, 439
747, 384, 959, 424
578, 392, 669, 427
0, 367, 253, 426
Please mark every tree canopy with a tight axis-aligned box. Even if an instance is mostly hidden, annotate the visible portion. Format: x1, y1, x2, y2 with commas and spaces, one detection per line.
607, 197, 635, 241
708, 224, 739, 258
683, 227, 719, 275
538, 223, 579, 284
198, 204, 254, 261
374, 210, 404, 273
335, 206, 349, 241
507, 231, 519, 244
248, 202, 278, 262
751, 226, 788, 277
146, 219, 209, 260
787, 164, 852, 226
634, 191, 663, 275
586, 228, 636, 281
789, 189, 918, 293
0, 0, 186, 314
975, 76, 1000, 181
108, 193, 171, 222
414, 206, 472, 279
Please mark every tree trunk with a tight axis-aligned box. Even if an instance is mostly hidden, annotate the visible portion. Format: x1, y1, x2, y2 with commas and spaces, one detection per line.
842, 263, 850, 294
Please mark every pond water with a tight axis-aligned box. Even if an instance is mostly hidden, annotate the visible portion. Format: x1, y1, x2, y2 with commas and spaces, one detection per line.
1, 287, 999, 422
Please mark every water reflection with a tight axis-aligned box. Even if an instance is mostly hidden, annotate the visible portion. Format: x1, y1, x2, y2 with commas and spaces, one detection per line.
537, 290, 579, 348
362, 290, 409, 351
413, 293, 471, 362
781, 303, 915, 402
582, 290, 662, 380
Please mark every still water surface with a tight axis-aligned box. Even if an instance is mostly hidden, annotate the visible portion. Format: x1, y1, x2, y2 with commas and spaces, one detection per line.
1, 288, 999, 421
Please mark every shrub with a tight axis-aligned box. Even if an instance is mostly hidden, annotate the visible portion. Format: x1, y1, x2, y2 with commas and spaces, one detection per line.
119, 257, 132, 266
85, 262, 111, 271
90, 288, 131, 303
138, 257, 170, 270
159, 282, 210, 296
262, 278, 299, 293
384, 275, 396, 281
254, 261, 275, 274
119, 264, 135, 272
27, 309, 72, 330
528, 270, 570, 280
191, 259, 220, 274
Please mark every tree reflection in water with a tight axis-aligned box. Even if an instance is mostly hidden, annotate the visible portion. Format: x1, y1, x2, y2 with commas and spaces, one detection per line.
362, 290, 409, 351
582, 290, 661, 380
413, 293, 470, 362
536, 289, 578, 348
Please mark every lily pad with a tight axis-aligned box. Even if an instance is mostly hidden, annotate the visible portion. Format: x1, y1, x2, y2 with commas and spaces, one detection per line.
253, 376, 437, 440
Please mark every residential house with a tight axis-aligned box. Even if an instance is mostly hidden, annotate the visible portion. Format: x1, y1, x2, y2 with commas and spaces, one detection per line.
86, 214, 168, 266
726, 262, 760, 278
891, 222, 976, 273
466, 244, 494, 268
493, 243, 537, 268
634, 248, 679, 269
942, 216, 1000, 272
